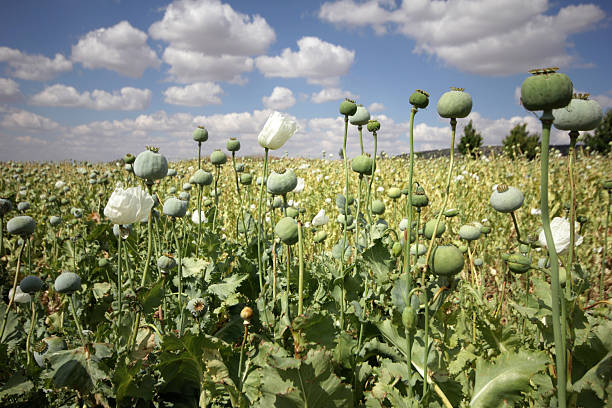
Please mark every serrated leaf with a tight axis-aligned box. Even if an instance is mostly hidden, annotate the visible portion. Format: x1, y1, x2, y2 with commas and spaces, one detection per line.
44, 346, 111, 393
362, 240, 393, 285
0, 373, 33, 398
140, 280, 164, 315
208, 273, 248, 301
113, 360, 154, 402
469, 350, 547, 408
181, 257, 209, 278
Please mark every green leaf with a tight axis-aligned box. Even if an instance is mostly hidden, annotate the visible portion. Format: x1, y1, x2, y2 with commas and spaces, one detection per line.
140, 280, 164, 315
208, 273, 248, 302
113, 360, 154, 402
469, 350, 548, 408
181, 257, 209, 278
362, 240, 393, 285
292, 312, 337, 350
43, 346, 111, 393
0, 373, 33, 399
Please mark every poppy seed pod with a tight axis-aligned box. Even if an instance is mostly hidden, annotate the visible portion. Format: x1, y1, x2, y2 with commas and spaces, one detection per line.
258, 111, 298, 150
240, 306, 254, 321
54, 272, 81, 294
0, 198, 13, 216
367, 119, 381, 132
392, 242, 403, 257
351, 154, 375, 175
314, 230, 328, 243
349, 104, 370, 126
7, 215, 35, 236
49, 215, 61, 226
387, 187, 402, 199
490, 184, 524, 213
506, 254, 531, 274
371, 199, 385, 215
190, 169, 213, 186
458, 223, 481, 241
124, 153, 135, 164
437, 87, 472, 118
17, 202, 30, 211
34, 336, 67, 368
20, 275, 44, 293
275, 217, 299, 245
286, 207, 299, 219
193, 126, 208, 142
167, 168, 177, 177
178, 192, 190, 201
430, 245, 464, 276
163, 197, 188, 218
210, 150, 227, 166
402, 306, 417, 331
553, 94, 603, 131
240, 173, 253, 185
424, 219, 446, 239
409, 89, 430, 109
226, 138, 241, 152
235, 163, 245, 172
339, 98, 357, 116
521, 67, 573, 111
267, 169, 298, 196
182, 183, 192, 191
134, 148, 168, 182
411, 186, 429, 208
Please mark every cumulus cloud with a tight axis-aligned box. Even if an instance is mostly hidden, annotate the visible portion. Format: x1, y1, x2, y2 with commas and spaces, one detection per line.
311, 88, 358, 104
0, 78, 24, 103
368, 102, 385, 112
262, 86, 296, 110
161, 47, 253, 83
71, 20, 160, 78
0, 47, 72, 81
1, 109, 62, 131
29, 84, 152, 110
256, 37, 355, 86
163, 82, 224, 106
319, 0, 605, 76
591, 90, 612, 110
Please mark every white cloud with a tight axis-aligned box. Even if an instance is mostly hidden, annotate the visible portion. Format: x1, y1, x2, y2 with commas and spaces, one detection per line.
149, 0, 275, 56
0, 47, 72, 81
71, 21, 160, 78
163, 82, 224, 106
1, 109, 62, 131
319, 0, 605, 76
262, 86, 296, 110
368, 102, 385, 112
591, 90, 612, 110
256, 37, 355, 86
0, 78, 24, 102
29, 84, 152, 110
161, 46, 253, 83
311, 88, 358, 104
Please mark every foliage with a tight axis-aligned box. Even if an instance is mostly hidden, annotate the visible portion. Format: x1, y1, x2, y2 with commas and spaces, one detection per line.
582, 109, 612, 154
457, 120, 483, 158
502, 123, 540, 160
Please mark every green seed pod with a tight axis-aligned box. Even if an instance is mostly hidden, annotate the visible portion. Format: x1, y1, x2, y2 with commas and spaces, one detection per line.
521, 67, 573, 111
267, 169, 298, 196
444, 209, 459, 218
459, 245, 468, 253
480, 225, 491, 235
314, 230, 328, 243
17, 201, 30, 211
437, 87, 472, 118
190, 169, 213, 186
182, 183, 192, 191
168, 187, 177, 194
226, 138, 241, 152
240, 306, 254, 321
339, 98, 357, 116
392, 242, 402, 257
275, 217, 299, 245
409, 89, 430, 109
124, 153, 135, 164
163, 197, 188, 218
133, 149, 168, 181
474, 258, 484, 266
210, 149, 227, 166
402, 305, 417, 331
490, 184, 524, 213
430, 245, 464, 276
337, 214, 354, 227
367, 119, 381, 132
235, 163, 245, 172
286, 207, 299, 218
387, 187, 402, 200
424, 219, 446, 239
458, 223, 481, 241
7, 215, 35, 236
349, 105, 371, 126
204, 199, 213, 207
411, 186, 429, 208
193, 126, 208, 142
507, 254, 531, 274
410, 243, 427, 256
271, 196, 284, 209
519, 244, 530, 254
98, 258, 109, 268
20, 275, 44, 293
371, 199, 385, 215
34, 336, 67, 368
0, 199, 12, 216
54, 272, 81, 294
157, 255, 177, 272
553, 94, 603, 131
178, 191, 190, 201
167, 168, 177, 177
351, 154, 375, 175
240, 173, 253, 185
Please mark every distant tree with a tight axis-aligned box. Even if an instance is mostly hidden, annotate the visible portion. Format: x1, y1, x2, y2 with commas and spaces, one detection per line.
582, 109, 612, 155
338, 148, 344, 160
502, 123, 540, 160
457, 120, 483, 158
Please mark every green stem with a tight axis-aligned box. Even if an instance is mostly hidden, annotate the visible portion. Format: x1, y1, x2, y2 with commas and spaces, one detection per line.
173, 221, 184, 336
358, 125, 364, 154
141, 183, 154, 286
69, 294, 86, 348
212, 166, 220, 230
197, 185, 202, 258
26, 299, 36, 366
117, 234, 122, 335
297, 220, 304, 315
602, 190, 610, 300
237, 323, 249, 406
339, 115, 350, 329
510, 211, 529, 246
198, 142, 202, 170
567, 131, 579, 295
0, 238, 27, 341
286, 244, 292, 322
365, 133, 378, 226
233, 152, 248, 247
257, 149, 269, 293
403, 107, 417, 296
539, 110, 566, 408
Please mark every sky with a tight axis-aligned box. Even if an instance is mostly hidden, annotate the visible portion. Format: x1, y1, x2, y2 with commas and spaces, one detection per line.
0, 0, 611, 162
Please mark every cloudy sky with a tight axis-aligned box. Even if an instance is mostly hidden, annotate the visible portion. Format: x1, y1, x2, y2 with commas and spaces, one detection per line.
1, 0, 610, 162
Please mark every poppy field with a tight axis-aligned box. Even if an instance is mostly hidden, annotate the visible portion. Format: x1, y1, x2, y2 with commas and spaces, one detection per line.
1, 70, 611, 407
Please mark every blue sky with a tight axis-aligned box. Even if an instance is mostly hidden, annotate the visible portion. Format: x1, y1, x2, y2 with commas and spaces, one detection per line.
1, 0, 611, 162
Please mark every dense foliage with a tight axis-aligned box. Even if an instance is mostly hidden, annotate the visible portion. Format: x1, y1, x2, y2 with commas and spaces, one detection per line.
502, 123, 540, 160
457, 120, 483, 158
583, 109, 612, 155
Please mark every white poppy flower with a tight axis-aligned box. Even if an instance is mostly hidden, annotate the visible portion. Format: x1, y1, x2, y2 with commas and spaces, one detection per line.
104, 186, 154, 225
258, 111, 298, 150
191, 210, 207, 225
312, 209, 329, 226
9, 286, 31, 303
293, 178, 305, 193
54, 180, 65, 189
538, 217, 583, 254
